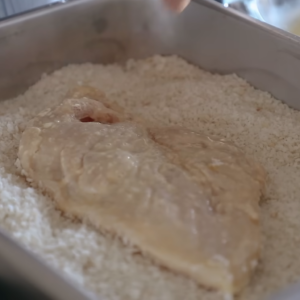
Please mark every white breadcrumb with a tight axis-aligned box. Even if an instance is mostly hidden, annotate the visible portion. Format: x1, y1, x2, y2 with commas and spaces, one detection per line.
0, 55, 300, 300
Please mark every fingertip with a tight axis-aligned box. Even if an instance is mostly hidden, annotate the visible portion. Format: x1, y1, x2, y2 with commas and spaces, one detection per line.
164, 0, 190, 12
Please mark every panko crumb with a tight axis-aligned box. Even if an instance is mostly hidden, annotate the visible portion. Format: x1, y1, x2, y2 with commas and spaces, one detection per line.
0, 55, 300, 300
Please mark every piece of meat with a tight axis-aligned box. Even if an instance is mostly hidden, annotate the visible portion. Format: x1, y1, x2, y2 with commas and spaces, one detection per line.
17, 86, 266, 295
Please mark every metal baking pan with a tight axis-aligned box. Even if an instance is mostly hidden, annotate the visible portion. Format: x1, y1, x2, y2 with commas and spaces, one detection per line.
1, 0, 300, 299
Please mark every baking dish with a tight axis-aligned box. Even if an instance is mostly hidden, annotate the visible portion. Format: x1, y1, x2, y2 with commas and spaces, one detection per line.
0, 0, 300, 299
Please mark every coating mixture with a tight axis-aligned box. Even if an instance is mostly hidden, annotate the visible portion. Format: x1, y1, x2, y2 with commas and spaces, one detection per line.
0, 56, 299, 300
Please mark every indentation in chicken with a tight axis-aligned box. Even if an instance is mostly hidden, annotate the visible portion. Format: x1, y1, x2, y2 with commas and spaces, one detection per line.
18, 86, 266, 295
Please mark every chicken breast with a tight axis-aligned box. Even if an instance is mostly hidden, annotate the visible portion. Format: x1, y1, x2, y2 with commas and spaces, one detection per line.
17, 86, 266, 295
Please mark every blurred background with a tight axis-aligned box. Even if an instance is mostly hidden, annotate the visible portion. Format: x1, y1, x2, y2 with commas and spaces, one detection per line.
0, 0, 64, 19
223, 0, 300, 35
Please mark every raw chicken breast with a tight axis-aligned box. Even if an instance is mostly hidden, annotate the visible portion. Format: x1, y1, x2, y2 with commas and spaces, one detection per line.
18, 86, 266, 295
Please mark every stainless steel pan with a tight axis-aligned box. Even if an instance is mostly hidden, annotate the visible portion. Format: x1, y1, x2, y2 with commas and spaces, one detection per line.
0, 0, 300, 299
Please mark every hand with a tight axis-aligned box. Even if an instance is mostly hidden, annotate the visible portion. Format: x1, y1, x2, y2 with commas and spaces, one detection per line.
163, 0, 190, 12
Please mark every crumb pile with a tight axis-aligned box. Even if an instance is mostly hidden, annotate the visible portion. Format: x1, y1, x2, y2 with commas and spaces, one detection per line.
0, 56, 300, 300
